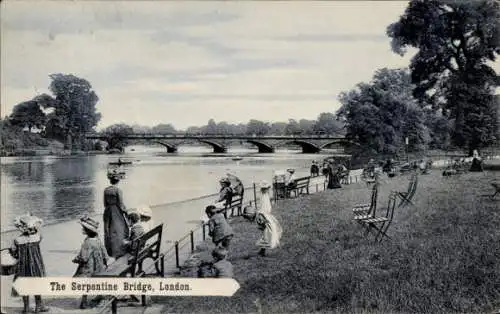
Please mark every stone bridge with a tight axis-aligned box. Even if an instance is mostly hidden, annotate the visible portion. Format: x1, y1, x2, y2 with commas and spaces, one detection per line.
85, 134, 351, 154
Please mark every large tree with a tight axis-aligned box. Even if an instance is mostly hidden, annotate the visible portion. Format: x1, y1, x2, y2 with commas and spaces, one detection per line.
102, 123, 134, 152
9, 100, 46, 132
313, 112, 345, 135
387, 0, 499, 153
337, 68, 430, 154
42, 74, 101, 149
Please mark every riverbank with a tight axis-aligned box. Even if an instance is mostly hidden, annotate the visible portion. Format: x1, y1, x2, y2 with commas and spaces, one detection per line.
154, 170, 500, 313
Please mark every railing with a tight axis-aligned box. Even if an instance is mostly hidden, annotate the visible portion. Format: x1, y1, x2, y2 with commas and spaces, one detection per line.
85, 133, 345, 140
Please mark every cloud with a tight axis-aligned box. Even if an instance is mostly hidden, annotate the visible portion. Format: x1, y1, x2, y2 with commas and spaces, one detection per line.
1, 1, 414, 129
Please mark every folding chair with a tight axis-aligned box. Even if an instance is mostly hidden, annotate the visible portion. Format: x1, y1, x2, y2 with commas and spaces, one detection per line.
396, 173, 418, 208
352, 183, 378, 216
491, 182, 499, 199
361, 191, 397, 242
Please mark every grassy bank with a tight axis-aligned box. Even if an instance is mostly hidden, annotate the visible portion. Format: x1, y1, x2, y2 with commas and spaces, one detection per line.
154, 171, 499, 313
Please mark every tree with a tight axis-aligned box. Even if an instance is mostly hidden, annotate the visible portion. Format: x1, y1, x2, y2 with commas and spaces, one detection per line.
387, 0, 499, 153
102, 123, 134, 152
42, 74, 101, 149
298, 119, 316, 135
246, 119, 270, 136
313, 112, 345, 135
269, 122, 288, 135
284, 119, 302, 135
9, 101, 46, 132
151, 124, 176, 134
337, 68, 430, 154
202, 119, 218, 135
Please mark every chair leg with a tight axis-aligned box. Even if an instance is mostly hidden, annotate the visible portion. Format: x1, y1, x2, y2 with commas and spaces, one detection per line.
374, 222, 386, 242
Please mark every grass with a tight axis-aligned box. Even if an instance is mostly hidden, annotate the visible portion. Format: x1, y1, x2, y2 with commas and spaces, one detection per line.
153, 170, 500, 313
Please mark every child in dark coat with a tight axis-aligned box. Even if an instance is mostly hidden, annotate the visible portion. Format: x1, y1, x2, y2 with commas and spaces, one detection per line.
206, 205, 234, 249
73, 216, 110, 309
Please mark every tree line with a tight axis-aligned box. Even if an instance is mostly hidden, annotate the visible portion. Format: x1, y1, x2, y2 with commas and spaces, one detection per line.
101, 114, 345, 151
2, 0, 498, 156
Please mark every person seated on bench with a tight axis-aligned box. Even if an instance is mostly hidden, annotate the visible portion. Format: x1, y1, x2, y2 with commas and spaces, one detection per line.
73, 216, 110, 309
285, 169, 297, 196
123, 210, 145, 253
206, 205, 234, 250
138, 205, 154, 233
216, 177, 233, 208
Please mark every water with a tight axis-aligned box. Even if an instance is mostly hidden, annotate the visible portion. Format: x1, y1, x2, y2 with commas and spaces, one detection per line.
1, 145, 334, 232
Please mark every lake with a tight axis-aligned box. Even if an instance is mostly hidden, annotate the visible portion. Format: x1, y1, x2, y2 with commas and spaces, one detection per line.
1, 145, 334, 232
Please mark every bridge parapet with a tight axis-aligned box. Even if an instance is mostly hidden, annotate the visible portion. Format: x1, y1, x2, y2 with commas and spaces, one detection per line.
85, 133, 348, 153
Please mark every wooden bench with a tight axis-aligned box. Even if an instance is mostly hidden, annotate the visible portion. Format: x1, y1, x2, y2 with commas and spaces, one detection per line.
221, 192, 244, 218
94, 224, 165, 314
286, 176, 311, 198
396, 173, 418, 208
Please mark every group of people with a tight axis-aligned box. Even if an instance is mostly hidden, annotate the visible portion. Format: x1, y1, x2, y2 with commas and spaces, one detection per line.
317, 160, 347, 189
6, 171, 156, 312
201, 177, 283, 278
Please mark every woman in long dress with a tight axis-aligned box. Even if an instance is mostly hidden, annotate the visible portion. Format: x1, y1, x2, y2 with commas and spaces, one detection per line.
103, 171, 129, 258
327, 162, 342, 189
255, 181, 282, 256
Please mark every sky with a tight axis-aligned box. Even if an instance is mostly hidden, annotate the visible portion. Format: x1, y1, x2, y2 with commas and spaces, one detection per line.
1, 1, 419, 131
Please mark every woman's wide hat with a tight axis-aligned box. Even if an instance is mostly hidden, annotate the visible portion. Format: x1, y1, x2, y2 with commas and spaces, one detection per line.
14, 213, 43, 233
107, 170, 121, 180
260, 180, 271, 189
79, 216, 99, 234
138, 205, 153, 218
286, 168, 295, 173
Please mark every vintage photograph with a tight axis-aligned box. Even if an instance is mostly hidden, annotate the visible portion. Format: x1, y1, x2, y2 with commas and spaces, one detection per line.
1, 0, 499, 313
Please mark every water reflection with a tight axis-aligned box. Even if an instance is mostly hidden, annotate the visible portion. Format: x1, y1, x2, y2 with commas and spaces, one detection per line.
1, 147, 330, 232
1, 157, 98, 230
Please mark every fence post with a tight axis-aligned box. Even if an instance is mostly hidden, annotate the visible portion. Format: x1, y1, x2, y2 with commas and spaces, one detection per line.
190, 230, 194, 252
316, 184, 318, 193
202, 223, 206, 241
253, 183, 257, 210
175, 241, 180, 268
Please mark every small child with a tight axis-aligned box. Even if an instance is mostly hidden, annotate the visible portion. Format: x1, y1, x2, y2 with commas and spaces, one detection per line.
206, 205, 234, 250
138, 206, 154, 233
211, 247, 233, 278
123, 210, 145, 253
198, 247, 233, 278
73, 216, 110, 309
255, 212, 283, 257
10, 213, 49, 313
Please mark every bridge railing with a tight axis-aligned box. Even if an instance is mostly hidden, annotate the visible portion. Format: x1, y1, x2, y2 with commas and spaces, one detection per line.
85, 133, 345, 139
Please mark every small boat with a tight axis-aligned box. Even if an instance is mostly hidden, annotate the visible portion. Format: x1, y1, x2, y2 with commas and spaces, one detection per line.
108, 159, 133, 166
232, 156, 243, 161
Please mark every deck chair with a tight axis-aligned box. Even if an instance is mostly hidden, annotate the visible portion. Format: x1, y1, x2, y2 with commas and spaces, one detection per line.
361, 192, 397, 242
396, 173, 418, 208
491, 182, 499, 199
352, 183, 378, 216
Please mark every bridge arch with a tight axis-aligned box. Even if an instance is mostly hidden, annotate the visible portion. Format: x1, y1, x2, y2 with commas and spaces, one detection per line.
246, 140, 275, 153
197, 140, 227, 153
155, 141, 178, 153
276, 140, 321, 153
319, 139, 361, 149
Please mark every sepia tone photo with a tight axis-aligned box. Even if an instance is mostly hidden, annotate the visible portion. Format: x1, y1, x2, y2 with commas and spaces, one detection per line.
1, 1, 499, 313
